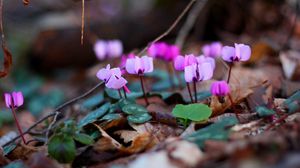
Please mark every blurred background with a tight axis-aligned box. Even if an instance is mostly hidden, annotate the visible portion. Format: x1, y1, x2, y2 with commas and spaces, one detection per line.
0, 0, 299, 129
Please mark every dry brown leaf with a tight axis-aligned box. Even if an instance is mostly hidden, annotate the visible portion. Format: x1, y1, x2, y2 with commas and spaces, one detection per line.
114, 130, 140, 144
6, 144, 46, 161
120, 133, 154, 154
93, 123, 122, 151
0, 45, 12, 78
26, 152, 61, 168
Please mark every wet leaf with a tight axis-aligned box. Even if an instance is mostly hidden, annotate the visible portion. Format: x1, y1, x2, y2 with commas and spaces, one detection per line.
127, 113, 152, 124
122, 104, 148, 115
3, 143, 17, 156
81, 93, 104, 110
48, 134, 76, 163
102, 113, 122, 121
256, 106, 275, 117
78, 102, 110, 127
172, 104, 212, 122
184, 116, 238, 148
284, 91, 300, 113
74, 133, 94, 145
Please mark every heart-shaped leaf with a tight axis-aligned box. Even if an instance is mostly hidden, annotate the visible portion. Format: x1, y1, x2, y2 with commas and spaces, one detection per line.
172, 104, 212, 121
48, 134, 76, 163
74, 133, 94, 145
127, 112, 152, 124
78, 102, 110, 127
122, 104, 148, 115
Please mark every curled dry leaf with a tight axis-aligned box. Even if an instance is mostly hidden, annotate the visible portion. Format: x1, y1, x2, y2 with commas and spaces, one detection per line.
26, 152, 61, 168
0, 45, 12, 78
23, 0, 29, 5
120, 133, 154, 154
280, 50, 300, 80
6, 144, 45, 161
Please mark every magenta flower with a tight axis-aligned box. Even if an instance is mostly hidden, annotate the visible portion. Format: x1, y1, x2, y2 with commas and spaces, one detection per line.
196, 55, 216, 69
148, 43, 180, 62
94, 39, 123, 60
4, 92, 24, 108
4, 91, 26, 144
125, 56, 153, 75
202, 42, 222, 58
184, 62, 213, 83
210, 81, 230, 97
173, 54, 197, 71
222, 43, 251, 62
165, 45, 180, 61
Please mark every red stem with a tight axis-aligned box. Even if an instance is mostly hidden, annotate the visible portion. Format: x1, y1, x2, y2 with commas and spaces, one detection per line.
139, 75, 149, 106
11, 106, 26, 144
266, 114, 289, 131
227, 63, 233, 83
186, 82, 194, 103
193, 81, 198, 103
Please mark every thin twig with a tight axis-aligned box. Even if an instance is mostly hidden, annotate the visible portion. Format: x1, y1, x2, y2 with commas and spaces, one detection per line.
137, 0, 197, 56
81, 0, 85, 45
175, 0, 208, 49
3, 81, 104, 147
45, 111, 60, 144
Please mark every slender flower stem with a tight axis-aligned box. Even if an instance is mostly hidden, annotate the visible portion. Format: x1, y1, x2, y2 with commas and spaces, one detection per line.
265, 114, 289, 131
193, 80, 197, 103
118, 89, 123, 99
139, 75, 149, 106
123, 87, 127, 98
11, 106, 26, 144
165, 62, 174, 88
227, 63, 233, 83
186, 82, 194, 103
228, 94, 240, 123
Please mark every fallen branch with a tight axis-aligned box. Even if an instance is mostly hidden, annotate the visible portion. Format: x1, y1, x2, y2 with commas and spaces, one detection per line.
175, 0, 208, 49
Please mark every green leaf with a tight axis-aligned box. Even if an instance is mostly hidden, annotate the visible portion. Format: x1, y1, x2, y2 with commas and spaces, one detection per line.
172, 104, 212, 121
74, 133, 94, 145
48, 134, 76, 163
184, 116, 238, 148
284, 91, 300, 113
81, 93, 104, 110
127, 112, 152, 124
256, 106, 275, 117
3, 143, 17, 156
122, 104, 148, 115
105, 88, 143, 100
102, 113, 122, 121
78, 102, 110, 127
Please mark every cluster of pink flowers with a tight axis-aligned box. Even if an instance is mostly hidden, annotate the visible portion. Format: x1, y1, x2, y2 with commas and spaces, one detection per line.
94, 39, 123, 60
148, 42, 180, 62
96, 42, 251, 104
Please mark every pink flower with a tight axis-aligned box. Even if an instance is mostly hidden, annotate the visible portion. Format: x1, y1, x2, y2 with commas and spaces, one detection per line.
96, 64, 128, 90
93, 39, 123, 60
196, 55, 216, 69
202, 42, 222, 58
106, 40, 123, 58
222, 43, 251, 62
94, 40, 107, 60
148, 43, 180, 62
105, 74, 128, 89
125, 56, 153, 75
210, 81, 230, 96
184, 62, 213, 83
174, 54, 197, 71
120, 53, 135, 68
4, 92, 24, 108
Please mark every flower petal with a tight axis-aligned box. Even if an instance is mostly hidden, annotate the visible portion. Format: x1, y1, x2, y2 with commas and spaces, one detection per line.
202, 45, 210, 57
12, 92, 24, 107
174, 55, 185, 71
184, 64, 196, 83
199, 63, 213, 81
4, 93, 11, 108
110, 68, 122, 78
141, 56, 153, 73
94, 40, 107, 60
96, 65, 112, 81
210, 42, 222, 58
106, 75, 127, 89
107, 40, 123, 58
126, 58, 137, 74
238, 44, 251, 61
221, 46, 235, 62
